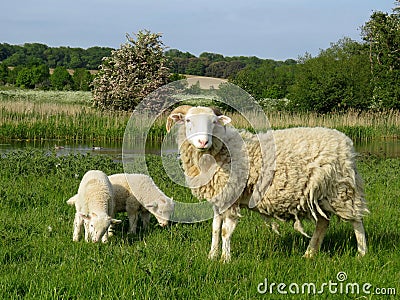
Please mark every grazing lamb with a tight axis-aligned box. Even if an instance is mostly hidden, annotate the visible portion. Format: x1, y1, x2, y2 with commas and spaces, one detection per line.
108, 173, 175, 233
166, 105, 369, 262
66, 170, 122, 243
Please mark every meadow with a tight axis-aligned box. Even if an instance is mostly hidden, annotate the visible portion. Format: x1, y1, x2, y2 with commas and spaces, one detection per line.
0, 149, 399, 299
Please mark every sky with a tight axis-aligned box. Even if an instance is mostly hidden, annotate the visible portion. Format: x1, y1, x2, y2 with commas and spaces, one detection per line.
1, 0, 395, 60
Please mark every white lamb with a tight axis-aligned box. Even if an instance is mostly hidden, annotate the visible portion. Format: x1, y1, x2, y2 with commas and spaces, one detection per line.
166, 105, 369, 262
66, 170, 122, 243
108, 173, 175, 233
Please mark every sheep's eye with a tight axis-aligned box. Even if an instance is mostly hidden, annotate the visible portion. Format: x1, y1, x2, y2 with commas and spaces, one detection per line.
186, 119, 191, 123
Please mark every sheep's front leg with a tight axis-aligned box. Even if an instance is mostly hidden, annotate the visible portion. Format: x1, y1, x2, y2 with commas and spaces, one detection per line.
72, 212, 83, 242
220, 214, 239, 263
352, 220, 367, 257
208, 211, 222, 260
303, 217, 329, 258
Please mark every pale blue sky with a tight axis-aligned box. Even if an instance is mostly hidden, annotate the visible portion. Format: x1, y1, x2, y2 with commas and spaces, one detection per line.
1, 0, 395, 60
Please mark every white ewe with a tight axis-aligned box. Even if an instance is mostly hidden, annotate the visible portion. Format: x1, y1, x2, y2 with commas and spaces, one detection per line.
166, 105, 369, 262
66, 170, 121, 243
108, 173, 175, 233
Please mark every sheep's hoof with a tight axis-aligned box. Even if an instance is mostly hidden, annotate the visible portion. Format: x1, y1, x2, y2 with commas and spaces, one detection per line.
303, 249, 317, 259
220, 254, 231, 263
208, 251, 218, 260
357, 250, 367, 258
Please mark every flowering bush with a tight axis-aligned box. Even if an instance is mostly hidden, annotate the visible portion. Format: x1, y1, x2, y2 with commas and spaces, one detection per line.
92, 30, 170, 111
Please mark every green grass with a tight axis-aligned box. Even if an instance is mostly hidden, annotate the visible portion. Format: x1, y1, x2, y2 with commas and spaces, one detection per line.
0, 149, 399, 299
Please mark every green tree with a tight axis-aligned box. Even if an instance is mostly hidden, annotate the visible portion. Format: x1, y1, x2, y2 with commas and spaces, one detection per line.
15, 64, 50, 89
230, 60, 294, 101
92, 30, 170, 111
72, 68, 92, 91
361, 6, 400, 109
50, 66, 73, 90
0, 63, 9, 84
288, 38, 372, 112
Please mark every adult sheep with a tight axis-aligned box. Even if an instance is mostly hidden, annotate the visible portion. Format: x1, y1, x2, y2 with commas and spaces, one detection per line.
66, 170, 122, 243
166, 105, 368, 262
108, 173, 175, 233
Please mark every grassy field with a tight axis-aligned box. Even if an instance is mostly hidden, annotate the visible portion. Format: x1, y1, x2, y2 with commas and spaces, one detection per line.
0, 149, 398, 299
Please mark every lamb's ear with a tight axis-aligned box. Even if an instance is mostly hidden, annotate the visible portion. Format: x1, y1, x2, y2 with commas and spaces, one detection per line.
111, 218, 122, 225
218, 115, 231, 126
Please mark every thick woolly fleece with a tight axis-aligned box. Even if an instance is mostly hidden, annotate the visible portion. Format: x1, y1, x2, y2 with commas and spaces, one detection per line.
177, 125, 368, 225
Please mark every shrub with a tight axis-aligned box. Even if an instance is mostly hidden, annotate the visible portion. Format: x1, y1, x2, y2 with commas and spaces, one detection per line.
91, 30, 170, 111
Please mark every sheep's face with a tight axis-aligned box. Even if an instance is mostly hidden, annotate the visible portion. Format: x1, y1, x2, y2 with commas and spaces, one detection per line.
82, 213, 122, 243
169, 107, 231, 151
146, 197, 175, 227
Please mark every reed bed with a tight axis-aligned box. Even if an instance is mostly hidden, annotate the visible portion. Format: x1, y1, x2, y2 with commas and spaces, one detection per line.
0, 100, 130, 141
0, 89, 399, 142
229, 109, 400, 141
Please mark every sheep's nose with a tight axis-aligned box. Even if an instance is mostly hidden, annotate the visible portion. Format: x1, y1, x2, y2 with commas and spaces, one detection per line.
198, 139, 208, 148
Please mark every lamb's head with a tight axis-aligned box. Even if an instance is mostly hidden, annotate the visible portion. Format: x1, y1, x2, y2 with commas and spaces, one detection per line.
81, 212, 122, 243
166, 105, 231, 151
146, 197, 175, 227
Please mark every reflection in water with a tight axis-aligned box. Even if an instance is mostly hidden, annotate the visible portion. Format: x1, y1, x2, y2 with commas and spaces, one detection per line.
0, 138, 399, 158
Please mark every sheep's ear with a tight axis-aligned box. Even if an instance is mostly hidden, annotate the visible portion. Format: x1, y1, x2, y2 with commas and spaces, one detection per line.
146, 202, 158, 209
79, 212, 90, 220
111, 219, 122, 225
66, 194, 77, 205
218, 115, 231, 126
166, 105, 192, 132
166, 113, 184, 132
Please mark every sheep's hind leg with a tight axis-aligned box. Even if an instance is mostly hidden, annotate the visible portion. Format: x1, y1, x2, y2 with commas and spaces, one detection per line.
208, 210, 222, 260
352, 220, 367, 257
303, 217, 329, 258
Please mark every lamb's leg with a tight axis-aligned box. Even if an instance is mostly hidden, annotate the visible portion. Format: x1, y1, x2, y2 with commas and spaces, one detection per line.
83, 219, 91, 242
127, 210, 139, 234
208, 210, 222, 260
141, 210, 151, 231
220, 214, 239, 263
72, 212, 83, 242
303, 217, 329, 258
101, 231, 109, 243
352, 220, 367, 257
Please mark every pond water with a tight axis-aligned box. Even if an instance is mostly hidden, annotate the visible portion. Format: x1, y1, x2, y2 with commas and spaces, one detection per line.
0, 138, 399, 159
